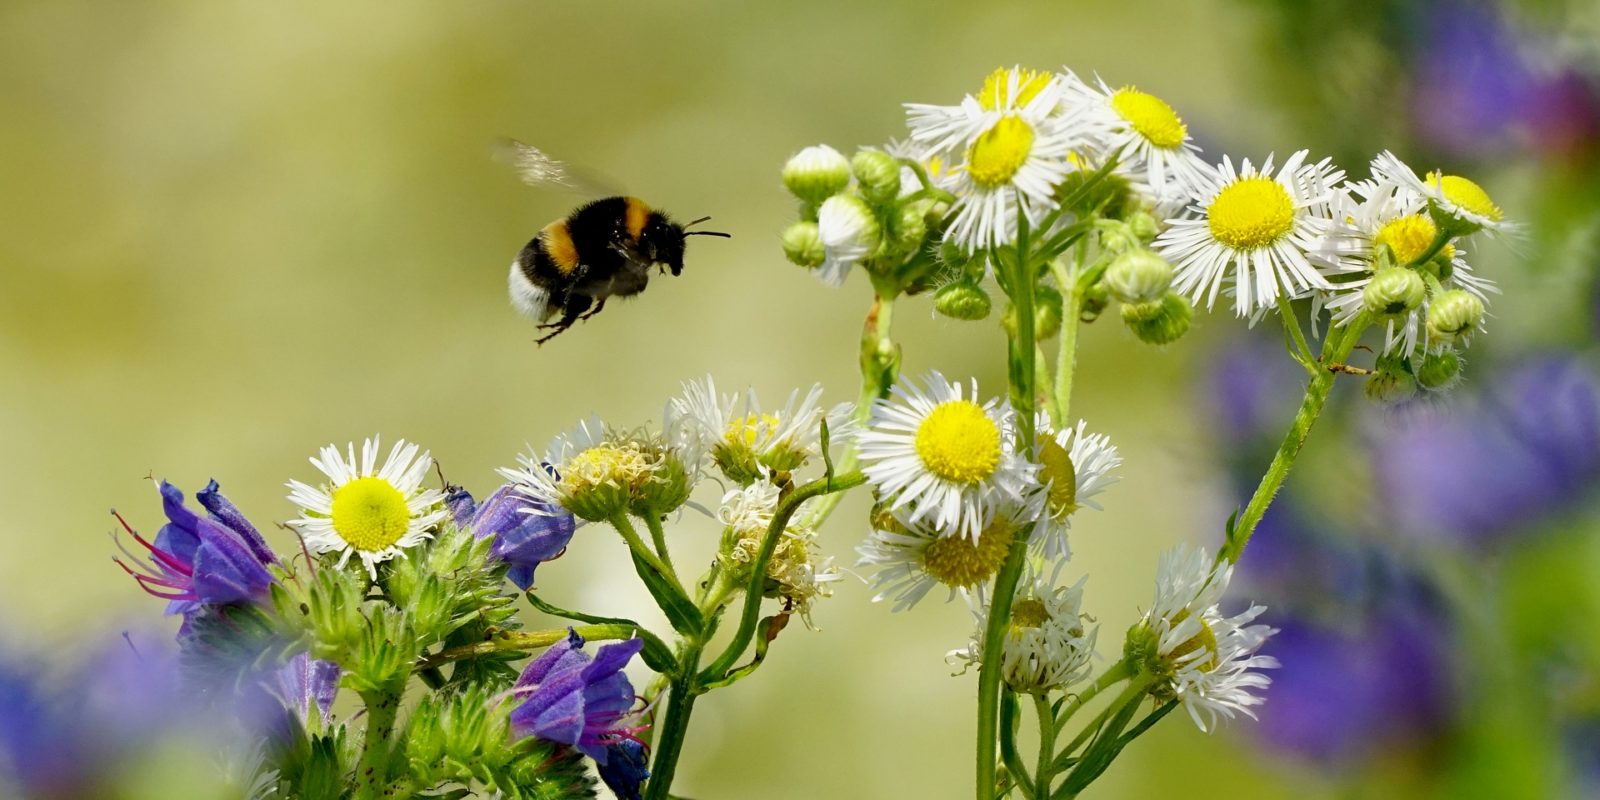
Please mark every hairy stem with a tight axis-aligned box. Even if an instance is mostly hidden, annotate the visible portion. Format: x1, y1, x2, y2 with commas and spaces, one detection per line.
353, 684, 404, 800
612, 513, 684, 592
415, 624, 637, 671
643, 639, 704, 800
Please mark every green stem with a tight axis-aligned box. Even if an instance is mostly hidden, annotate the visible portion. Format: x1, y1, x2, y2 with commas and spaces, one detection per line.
643, 639, 704, 800
979, 216, 1041, 800
1218, 314, 1370, 564
1051, 661, 1130, 737
1034, 695, 1061, 797
642, 511, 678, 580
701, 470, 867, 683
805, 292, 898, 528
1052, 675, 1153, 799
1050, 260, 1083, 425
415, 624, 637, 671
1406, 229, 1452, 269
353, 684, 404, 800
999, 692, 1035, 799
612, 513, 684, 591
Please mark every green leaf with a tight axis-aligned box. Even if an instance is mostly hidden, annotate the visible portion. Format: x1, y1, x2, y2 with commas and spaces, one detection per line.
523, 592, 676, 675
629, 550, 704, 638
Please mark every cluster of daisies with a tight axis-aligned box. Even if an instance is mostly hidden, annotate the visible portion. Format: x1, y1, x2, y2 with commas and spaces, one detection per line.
851, 370, 1272, 730
785, 66, 1509, 385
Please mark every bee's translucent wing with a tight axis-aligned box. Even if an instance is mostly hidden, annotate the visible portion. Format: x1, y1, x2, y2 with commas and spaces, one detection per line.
492, 138, 621, 196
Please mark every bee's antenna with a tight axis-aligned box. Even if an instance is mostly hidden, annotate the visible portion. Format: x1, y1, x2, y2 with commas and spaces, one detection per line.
684, 230, 732, 238
684, 216, 713, 228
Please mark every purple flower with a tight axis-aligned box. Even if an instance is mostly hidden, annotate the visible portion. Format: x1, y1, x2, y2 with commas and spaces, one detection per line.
197, 479, 279, 567
1207, 337, 1307, 445
466, 484, 577, 590
1410, 4, 1533, 156
509, 629, 644, 764
1372, 355, 1600, 545
114, 481, 276, 615
277, 652, 341, 726
597, 739, 651, 800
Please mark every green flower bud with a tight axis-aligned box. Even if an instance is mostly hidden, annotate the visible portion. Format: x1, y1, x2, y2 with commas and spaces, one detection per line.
1416, 349, 1464, 391
1123, 620, 1161, 676
852, 149, 902, 204
1365, 367, 1417, 404
1035, 284, 1064, 339
1121, 293, 1192, 345
1426, 289, 1485, 346
1055, 168, 1135, 219
782, 145, 851, 205
1127, 210, 1159, 242
1362, 266, 1427, 318
1081, 282, 1110, 321
1104, 248, 1175, 305
891, 200, 929, 252
781, 221, 825, 268
934, 278, 992, 321
633, 450, 692, 517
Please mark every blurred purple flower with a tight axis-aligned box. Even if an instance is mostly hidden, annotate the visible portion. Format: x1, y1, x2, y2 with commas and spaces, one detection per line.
1410, 4, 1532, 155
277, 652, 341, 726
1372, 355, 1600, 545
509, 629, 643, 764
113, 481, 276, 615
461, 484, 577, 591
1256, 604, 1453, 764
1209, 338, 1307, 445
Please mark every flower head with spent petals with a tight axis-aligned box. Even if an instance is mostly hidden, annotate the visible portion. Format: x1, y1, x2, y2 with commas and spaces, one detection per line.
1127, 545, 1278, 732
855, 500, 1026, 612
856, 371, 1035, 542
1028, 417, 1122, 560
719, 479, 842, 628
949, 561, 1096, 695
503, 416, 699, 523
672, 377, 841, 486
1156, 151, 1349, 317
286, 437, 445, 579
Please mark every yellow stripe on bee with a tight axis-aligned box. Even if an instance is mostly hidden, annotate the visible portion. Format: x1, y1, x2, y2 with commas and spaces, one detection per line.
623, 196, 652, 242
541, 220, 581, 275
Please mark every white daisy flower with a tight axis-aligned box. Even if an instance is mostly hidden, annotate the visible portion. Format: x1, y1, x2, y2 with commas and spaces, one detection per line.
1370, 150, 1510, 235
1138, 545, 1278, 732
670, 377, 832, 484
948, 561, 1096, 695
1320, 180, 1498, 357
1156, 150, 1349, 317
1028, 416, 1122, 560
856, 371, 1036, 542
286, 436, 445, 578
854, 500, 1028, 612
908, 68, 1092, 252
1062, 71, 1214, 205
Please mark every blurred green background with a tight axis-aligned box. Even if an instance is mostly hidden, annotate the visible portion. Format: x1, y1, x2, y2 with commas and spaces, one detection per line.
3, 1, 1597, 797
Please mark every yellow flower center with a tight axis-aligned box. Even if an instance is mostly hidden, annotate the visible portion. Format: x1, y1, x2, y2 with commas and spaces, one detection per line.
725, 413, 783, 449
978, 67, 1052, 111
1374, 214, 1438, 265
1110, 88, 1187, 149
1037, 438, 1078, 518
329, 476, 411, 552
1010, 598, 1050, 629
967, 116, 1036, 190
1207, 176, 1295, 249
559, 443, 655, 496
1429, 171, 1503, 222
1168, 610, 1219, 671
914, 400, 1001, 484
921, 517, 1012, 588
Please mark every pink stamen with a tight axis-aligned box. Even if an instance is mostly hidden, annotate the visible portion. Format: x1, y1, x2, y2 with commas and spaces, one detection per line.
112, 510, 193, 577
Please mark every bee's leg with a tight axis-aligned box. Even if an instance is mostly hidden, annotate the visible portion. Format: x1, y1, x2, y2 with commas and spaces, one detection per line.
535, 294, 592, 345
577, 297, 607, 321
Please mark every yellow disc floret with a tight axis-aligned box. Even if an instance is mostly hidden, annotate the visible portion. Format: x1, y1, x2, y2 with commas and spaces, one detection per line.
1168, 610, 1220, 672
915, 401, 1002, 484
967, 116, 1036, 189
1429, 172, 1503, 222
559, 443, 657, 495
1374, 214, 1438, 265
1037, 438, 1079, 518
330, 476, 412, 552
1111, 88, 1187, 149
978, 67, 1052, 111
1010, 597, 1051, 629
1207, 177, 1295, 249
921, 517, 1012, 588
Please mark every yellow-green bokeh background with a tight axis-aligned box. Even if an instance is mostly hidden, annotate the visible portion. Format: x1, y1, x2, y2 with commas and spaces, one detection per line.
0, 1, 1570, 797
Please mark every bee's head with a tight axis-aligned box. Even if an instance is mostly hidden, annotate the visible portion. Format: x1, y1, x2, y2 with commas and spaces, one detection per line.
643, 213, 730, 276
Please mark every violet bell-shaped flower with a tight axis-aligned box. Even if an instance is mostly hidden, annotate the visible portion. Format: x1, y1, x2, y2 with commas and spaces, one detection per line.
113, 481, 276, 615
456, 483, 577, 590
509, 629, 644, 764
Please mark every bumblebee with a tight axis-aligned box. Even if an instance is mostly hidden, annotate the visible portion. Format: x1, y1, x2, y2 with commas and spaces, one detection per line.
498, 140, 729, 344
